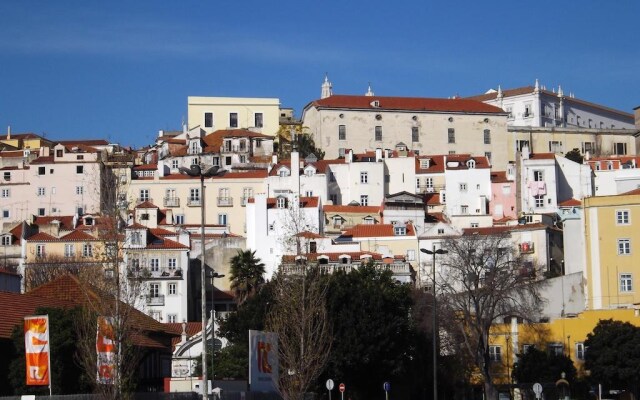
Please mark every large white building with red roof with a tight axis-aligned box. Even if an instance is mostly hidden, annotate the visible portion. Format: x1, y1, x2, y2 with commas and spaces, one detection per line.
302, 77, 510, 168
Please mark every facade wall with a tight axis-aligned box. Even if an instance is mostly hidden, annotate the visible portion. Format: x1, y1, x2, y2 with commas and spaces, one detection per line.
444, 167, 491, 217
187, 97, 281, 136
328, 160, 385, 206
303, 107, 510, 170
490, 180, 517, 219
520, 158, 558, 214
584, 193, 640, 310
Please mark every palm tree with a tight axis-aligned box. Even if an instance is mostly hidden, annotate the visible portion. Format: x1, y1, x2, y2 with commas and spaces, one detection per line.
229, 250, 266, 305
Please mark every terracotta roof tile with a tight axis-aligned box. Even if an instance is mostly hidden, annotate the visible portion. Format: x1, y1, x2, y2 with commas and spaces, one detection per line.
136, 201, 159, 209
310, 95, 504, 114
340, 223, 416, 238
324, 205, 381, 214
558, 198, 582, 207
491, 171, 512, 183
0, 291, 75, 339
528, 153, 556, 160
59, 230, 99, 241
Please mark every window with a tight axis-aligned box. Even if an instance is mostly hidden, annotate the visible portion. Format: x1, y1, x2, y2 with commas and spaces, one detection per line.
448, 128, 455, 144
425, 177, 434, 189
1, 189, 9, 198
150, 258, 160, 272
459, 183, 467, 192
171, 159, 179, 169
548, 343, 564, 356
516, 140, 530, 151
38, 208, 45, 216
38, 167, 45, 175
618, 239, 631, 255
167, 314, 177, 323
502, 185, 511, 195
617, 210, 630, 225
437, 228, 445, 234
305, 190, 313, 197
64, 244, 75, 258
485, 152, 492, 162
168, 283, 177, 295
394, 226, 407, 236
36, 244, 45, 258
534, 195, 545, 208
360, 195, 369, 206
533, 170, 544, 181
461, 205, 468, 214
83, 244, 93, 257
190, 188, 200, 202
229, 112, 238, 128
76, 165, 84, 174
3, 171, 10, 181
140, 189, 149, 202
255, 112, 263, 128
150, 284, 160, 298
582, 142, 595, 154
549, 141, 563, 153
375, 126, 382, 141
204, 112, 213, 128
470, 222, 479, 228
338, 125, 346, 140
412, 127, 419, 142
175, 214, 185, 225
218, 213, 228, 226
360, 172, 369, 184
76, 186, 84, 195
524, 104, 532, 117
489, 346, 501, 362
37, 187, 45, 196
613, 142, 627, 155
575, 343, 585, 361
620, 273, 633, 292
1, 236, 10, 246
506, 106, 513, 119
277, 197, 286, 209
483, 129, 491, 144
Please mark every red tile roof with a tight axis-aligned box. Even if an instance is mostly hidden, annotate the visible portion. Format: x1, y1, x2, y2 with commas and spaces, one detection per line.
491, 171, 512, 183
340, 223, 416, 238
0, 291, 75, 339
26, 232, 58, 242
133, 164, 157, 171
136, 201, 159, 209
309, 95, 504, 114
462, 223, 548, 236
620, 188, 640, 196
324, 205, 381, 214
558, 198, 582, 207
295, 231, 324, 239
528, 153, 556, 160
29, 156, 55, 164
57, 139, 110, 146
60, 230, 99, 241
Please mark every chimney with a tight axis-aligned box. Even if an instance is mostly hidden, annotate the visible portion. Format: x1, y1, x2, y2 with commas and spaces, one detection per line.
634, 106, 640, 130
291, 150, 300, 196
522, 145, 531, 160
6, 125, 10, 140
346, 149, 354, 163
272, 154, 278, 165
375, 148, 383, 162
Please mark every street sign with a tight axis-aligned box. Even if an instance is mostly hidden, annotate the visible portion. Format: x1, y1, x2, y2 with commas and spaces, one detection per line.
383, 382, 391, 392
533, 383, 542, 399
326, 379, 334, 390
339, 383, 345, 393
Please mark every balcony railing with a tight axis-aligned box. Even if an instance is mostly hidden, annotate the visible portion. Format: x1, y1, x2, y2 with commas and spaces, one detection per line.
164, 197, 180, 207
241, 197, 249, 206
146, 295, 165, 306
187, 197, 201, 207
416, 185, 445, 194
217, 197, 233, 207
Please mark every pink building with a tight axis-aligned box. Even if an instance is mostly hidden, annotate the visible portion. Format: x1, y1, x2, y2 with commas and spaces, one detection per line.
489, 170, 517, 221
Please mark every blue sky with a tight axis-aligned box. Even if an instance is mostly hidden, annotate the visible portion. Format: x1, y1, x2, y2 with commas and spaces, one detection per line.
1, 1, 638, 149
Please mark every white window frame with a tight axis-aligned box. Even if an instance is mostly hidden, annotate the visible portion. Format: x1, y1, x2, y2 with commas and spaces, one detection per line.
575, 342, 585, 360
618, 239, 631, 255
37, 187, 46, 196
489, 345, 501, 362
168, 283, 177, 295
620, 273, 633, 292
1, 188, 9, 198
616, 210, 630, 225
64, 244, 75, 258
534, 195, 545, 208
360, 172, 369, 184
83, 243, 93, 258
150, 258, 160, 272
360, 195, 369, 206
36, 244, 45, 258
168, 258, 177, 270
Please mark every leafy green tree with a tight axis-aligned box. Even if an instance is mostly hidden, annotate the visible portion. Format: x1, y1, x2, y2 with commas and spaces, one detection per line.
229, 250, 266, 305
322, 263, 417, 400
565, 148, 584, 164
512, 346, 577, 384
8, 306, 93, 395
585, 319, 640, 398
277, 125, 325, 160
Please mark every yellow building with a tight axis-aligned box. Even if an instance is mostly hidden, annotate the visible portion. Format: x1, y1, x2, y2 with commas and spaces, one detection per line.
0, 131, 53, 150
489, 308, 640, 384
584, 189, 640, 310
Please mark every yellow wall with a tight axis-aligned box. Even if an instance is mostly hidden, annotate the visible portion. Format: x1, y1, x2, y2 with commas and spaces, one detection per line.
584, 193, 640, 309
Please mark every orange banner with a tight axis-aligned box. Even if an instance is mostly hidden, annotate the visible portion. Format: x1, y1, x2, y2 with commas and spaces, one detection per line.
96, 316, 116, 385
24, 315, 50, 386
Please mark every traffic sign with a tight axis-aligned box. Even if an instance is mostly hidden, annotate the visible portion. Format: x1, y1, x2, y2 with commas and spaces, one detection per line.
339, 383, 345, 393
383, 382, 391, 392
533, 383, 542, 399
326, 379, 334, 390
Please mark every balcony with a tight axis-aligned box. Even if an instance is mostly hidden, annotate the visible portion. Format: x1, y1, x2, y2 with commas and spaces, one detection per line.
217, 197, 233, 207
416, 185, 445, 194
163, 197, 180, 207
187, 197, 201, 207
146, 295, 165, 306
241, 197, 249, 206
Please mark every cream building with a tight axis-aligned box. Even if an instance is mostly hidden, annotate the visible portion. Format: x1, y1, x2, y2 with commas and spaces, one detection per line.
584, 189, 640, 310
302, 77, 510, 169
187, 96, 281, 136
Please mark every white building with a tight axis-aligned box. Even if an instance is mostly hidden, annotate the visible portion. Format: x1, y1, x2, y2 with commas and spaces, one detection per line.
586, 156, 640, 196
469, 80, 635, 130
246, 193, 323, 277
327, 150, 385, 207
442, 155, 493, 229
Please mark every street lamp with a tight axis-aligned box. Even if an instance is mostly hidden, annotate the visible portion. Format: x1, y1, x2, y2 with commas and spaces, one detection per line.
420, 245, 448, 400
180, 164, 219, 400
209, 271, 225, 388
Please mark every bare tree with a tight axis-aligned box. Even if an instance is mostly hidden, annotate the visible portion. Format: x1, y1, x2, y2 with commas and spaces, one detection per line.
437, 232, 545, 400
266, 268, 332, 400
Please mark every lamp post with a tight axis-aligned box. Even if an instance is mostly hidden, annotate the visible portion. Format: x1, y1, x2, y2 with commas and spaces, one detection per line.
210, 271, 225, 388
420, 245, 448, 400
180, 164, 219, 400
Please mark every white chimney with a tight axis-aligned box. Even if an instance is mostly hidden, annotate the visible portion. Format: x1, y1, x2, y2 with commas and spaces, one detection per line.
375, 148, 383, 162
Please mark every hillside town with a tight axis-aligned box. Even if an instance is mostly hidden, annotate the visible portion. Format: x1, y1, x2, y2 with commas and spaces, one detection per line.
2, 77, 640, 399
